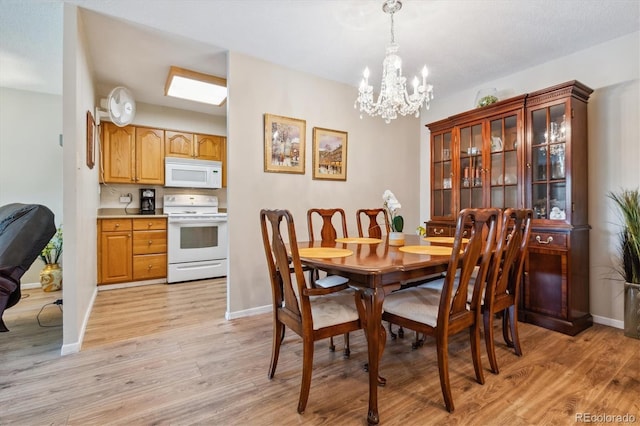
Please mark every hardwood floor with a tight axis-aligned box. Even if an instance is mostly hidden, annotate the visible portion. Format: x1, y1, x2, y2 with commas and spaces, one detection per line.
1, 280, 639, 425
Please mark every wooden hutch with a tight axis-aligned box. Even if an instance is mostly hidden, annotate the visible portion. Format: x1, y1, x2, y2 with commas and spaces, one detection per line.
426, 81, 593, 335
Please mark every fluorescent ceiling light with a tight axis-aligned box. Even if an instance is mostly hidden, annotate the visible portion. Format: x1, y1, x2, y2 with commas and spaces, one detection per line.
165, 66, 227, 106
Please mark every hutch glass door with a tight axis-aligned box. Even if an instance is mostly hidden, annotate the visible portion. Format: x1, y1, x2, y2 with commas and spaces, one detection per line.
431, 130, 453, 219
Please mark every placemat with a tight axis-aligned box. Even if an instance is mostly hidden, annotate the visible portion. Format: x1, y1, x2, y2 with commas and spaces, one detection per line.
335, 237, 382, 244
298, 247, 354, 259
424, 236, 470, 244
399, 245, 457, 256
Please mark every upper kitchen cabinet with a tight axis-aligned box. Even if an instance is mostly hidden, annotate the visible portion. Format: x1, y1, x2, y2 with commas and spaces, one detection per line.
165, 131, 226, 161
101, 122, 164, 185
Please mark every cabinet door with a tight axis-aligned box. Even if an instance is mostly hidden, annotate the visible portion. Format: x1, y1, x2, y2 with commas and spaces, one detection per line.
488, 112, 522, 209
165, 131, 194, 158
458, 122, 484, 209
135, 127, 165, 185
526, 102, 569, 222
99, 231, 132, 284
101, 123, 135, 183
195, 134, 224, 161
431, 130, 454, 220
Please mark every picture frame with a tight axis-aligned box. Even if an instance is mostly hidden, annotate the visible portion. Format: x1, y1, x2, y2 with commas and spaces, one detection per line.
312, 127, 348, 181
264, 113, 306, 174
86, 110, 95, 169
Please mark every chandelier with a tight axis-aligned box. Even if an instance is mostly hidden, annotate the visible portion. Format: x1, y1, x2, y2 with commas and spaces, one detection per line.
354, 0, 434, 123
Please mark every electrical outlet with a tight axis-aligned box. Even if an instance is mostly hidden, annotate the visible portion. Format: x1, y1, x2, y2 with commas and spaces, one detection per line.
119, 194, 132, 203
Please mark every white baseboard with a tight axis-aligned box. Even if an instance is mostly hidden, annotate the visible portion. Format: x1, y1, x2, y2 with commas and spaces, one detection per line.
226, 304, 271, 320
61, 286, 98, 356
21, 282, 41, 290
592, 314, 623, 329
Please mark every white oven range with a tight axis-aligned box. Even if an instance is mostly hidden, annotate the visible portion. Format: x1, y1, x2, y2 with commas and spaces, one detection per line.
164, 194, 227, 284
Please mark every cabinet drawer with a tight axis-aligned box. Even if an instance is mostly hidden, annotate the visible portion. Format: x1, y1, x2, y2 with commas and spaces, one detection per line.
529, 232, 568, 250
133, 254, 167, 280
133, 230, 167, 255
426, 225, 454, 237
133, 218, 166, 231
101, 219, 132, 232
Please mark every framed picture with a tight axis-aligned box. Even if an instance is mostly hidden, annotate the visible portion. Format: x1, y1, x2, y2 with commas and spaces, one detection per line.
312, 127, 348, 181
264, 114, 306, 174
86, 110, 95, 169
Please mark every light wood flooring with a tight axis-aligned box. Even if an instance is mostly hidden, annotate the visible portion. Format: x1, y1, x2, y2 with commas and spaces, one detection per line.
1, 280, 639, 425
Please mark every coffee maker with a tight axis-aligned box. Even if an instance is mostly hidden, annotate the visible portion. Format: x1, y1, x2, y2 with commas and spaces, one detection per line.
140, 188, 156, 215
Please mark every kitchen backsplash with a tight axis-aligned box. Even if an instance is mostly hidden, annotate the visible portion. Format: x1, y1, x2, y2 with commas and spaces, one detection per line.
99, 183, 227, 211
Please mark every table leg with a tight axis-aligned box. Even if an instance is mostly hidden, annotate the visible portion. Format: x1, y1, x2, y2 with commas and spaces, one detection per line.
364, 286, 385, 425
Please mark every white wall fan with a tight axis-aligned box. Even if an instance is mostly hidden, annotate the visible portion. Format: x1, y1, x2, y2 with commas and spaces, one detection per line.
95, 86, 136, 127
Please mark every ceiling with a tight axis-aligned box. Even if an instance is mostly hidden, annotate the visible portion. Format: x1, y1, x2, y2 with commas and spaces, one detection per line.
1, 0, 639, 117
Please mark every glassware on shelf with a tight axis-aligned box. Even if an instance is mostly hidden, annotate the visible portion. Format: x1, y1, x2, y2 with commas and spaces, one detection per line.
550, 144, 566, 179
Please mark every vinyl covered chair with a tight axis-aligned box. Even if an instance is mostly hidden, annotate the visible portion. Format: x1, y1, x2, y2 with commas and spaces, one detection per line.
482, 208, 533, 373
307, 208, 352, 354
356, 208, 390, 239
260, 209, 362, 414
382, 208, 500, 412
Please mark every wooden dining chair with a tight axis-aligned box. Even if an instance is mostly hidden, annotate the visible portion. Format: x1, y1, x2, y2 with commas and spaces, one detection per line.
356, 208, 390, 239
382, 208, 500, 412
260, 209, 362, 414
307, 208, 352, 354
481, 208, 533, 374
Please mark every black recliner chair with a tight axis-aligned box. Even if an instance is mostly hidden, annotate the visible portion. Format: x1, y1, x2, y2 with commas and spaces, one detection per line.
0, 203, 56, 332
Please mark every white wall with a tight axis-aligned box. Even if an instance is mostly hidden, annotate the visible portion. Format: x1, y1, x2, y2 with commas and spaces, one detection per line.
420, 31, 640, 326
60, 4, 100, 354
226, 51, 420, 316
0, 87, 63, 284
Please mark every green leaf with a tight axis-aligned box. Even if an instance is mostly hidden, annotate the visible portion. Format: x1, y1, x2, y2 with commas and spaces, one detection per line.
392, 215, 404, 233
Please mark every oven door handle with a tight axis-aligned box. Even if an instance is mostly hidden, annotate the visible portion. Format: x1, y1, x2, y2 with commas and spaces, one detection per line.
168, 219, 227, 225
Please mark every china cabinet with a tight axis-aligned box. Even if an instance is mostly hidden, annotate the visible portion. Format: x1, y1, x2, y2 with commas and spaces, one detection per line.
426, 81, 593, 335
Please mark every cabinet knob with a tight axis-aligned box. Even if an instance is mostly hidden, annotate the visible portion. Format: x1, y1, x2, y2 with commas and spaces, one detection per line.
148, 264, 153, 270
115, 223, 120, 228
148, 222, 153, 227
148, 240, 153, 245
526, 163, 531, 169
463, 230, 468, 237
535, 235, 553, 245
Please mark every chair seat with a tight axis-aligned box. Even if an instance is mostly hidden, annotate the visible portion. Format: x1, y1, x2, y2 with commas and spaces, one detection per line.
314, 275, 349, 288
419, 276, 482, 305
310, 291, 359, 330
384, 287, 440, 327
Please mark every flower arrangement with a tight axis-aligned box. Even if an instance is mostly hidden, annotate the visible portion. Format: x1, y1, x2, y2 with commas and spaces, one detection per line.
40, 226, 63, 265
382, 190, 404, 232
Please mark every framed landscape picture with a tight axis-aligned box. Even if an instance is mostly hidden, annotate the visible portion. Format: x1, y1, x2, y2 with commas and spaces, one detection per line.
312, 127, 347, 181
264, 113, 306, 174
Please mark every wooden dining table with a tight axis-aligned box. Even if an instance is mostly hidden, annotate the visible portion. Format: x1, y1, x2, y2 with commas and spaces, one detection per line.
296, 234, 454, 425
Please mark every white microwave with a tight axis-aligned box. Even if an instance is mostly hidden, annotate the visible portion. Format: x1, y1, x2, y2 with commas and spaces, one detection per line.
165, 157, 222, 189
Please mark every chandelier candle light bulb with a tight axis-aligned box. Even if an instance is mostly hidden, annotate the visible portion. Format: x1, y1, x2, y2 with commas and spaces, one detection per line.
355, 0, 434, 123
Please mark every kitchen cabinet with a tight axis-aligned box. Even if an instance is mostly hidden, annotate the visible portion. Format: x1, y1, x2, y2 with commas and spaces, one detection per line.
425, 81, 593, 335
100, 123, 164, 185
98, 218, 133, 284
98, 217, 167, 285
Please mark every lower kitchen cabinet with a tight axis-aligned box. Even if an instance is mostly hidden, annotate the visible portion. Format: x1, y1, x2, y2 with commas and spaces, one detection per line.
98, 217, 167, 285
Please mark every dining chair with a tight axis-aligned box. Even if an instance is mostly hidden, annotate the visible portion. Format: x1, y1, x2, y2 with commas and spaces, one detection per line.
307, 208, 352, 354
382, 208, 500, 412
481, 208, 533, 374
356, 208, 390, 239
260, 209, 362, 414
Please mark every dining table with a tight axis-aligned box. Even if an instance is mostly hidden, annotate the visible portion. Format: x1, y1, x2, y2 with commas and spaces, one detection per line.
296, 233, 455, 425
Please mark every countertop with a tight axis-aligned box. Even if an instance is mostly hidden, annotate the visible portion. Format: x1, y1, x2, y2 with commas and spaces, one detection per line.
97, 208, 166, 219
97, 207, 227, 219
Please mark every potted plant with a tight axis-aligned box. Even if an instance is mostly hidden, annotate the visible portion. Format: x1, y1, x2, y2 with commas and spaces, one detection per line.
383, 190, 404, 246
608, 189, 640, 338
39, 225, 63, 292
